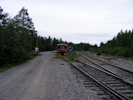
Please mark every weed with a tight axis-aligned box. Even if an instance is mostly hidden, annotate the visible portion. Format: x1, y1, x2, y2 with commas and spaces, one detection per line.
56, 54, 78, 62
75, 59, 79, 62
0, 65, 12, 72
0, 55, 35, 73
38, 54, 42, 56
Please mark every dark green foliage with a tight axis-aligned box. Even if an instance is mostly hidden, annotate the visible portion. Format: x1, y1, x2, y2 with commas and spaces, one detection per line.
0, 7, 38, 68
0, 6, 63, 68
96, 29, 133, 57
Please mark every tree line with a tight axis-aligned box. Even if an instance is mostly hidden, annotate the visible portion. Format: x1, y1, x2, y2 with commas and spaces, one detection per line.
0, 7, 65, 67
95, 29, 133, 57
0, 7, 37, 67
0, 6, 93, 68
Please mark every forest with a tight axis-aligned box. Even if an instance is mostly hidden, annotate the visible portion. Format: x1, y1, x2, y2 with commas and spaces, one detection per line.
95, 29, 133, 57
0, 7, 65, 68
0, 6, 133, 68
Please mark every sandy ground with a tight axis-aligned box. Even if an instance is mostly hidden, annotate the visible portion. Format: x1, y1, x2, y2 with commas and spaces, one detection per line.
0, 51, 99, 100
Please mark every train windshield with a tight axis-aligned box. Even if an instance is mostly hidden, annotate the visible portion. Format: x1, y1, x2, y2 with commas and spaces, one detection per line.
57, 46, 67, 49
64, 47, 67, 49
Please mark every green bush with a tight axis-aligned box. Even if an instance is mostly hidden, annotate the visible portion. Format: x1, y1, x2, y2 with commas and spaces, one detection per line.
110, 47, 123, 55
116, 50, 124, 56
124, 48, 131, 57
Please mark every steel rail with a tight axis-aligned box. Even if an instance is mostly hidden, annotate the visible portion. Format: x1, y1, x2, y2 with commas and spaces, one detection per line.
80, 53, 133, 86
82, 53, 133, 74
70, 62, 129, 100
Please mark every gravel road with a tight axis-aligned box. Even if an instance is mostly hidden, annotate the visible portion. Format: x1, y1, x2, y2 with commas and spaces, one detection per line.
0, 51, 99, 100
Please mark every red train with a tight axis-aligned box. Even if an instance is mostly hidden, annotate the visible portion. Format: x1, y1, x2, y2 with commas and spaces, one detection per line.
57, 43, 68, 55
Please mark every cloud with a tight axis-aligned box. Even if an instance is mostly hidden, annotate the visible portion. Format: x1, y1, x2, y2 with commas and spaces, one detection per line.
75, 33, 111, 37
1, 0, 133, 46
111, 15, 133, 19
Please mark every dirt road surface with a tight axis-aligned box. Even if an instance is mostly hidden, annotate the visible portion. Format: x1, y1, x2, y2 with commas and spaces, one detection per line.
0, 51, 98, 100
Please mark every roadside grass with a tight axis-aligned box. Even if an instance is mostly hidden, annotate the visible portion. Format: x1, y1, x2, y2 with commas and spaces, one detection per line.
38, 54, 42, 56
0, 65, 12, 73
55, 53, 79, 62
0, 56, 35, 73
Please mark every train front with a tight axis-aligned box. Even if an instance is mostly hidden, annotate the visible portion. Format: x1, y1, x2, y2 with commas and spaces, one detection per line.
57, 44, 68, 55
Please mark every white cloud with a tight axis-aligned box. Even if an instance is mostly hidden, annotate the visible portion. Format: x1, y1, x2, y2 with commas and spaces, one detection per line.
1, 0, 133, 45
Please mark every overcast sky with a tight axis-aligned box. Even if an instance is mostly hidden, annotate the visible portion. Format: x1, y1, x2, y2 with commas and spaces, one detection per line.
1, 0, 133, 46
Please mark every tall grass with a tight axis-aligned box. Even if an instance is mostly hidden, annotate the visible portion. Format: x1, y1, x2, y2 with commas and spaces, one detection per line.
56, 53, 78, 62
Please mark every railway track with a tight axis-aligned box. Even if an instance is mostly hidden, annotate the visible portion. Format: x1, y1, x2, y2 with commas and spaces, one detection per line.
70, 62, 120, 100
70, 61, 133, 100
80, 53, 133, 85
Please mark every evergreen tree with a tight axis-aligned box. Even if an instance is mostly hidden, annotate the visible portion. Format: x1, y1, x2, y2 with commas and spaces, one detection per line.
14, 7, 37, 52
0, 7, 11, 66
53, 38, 59, 50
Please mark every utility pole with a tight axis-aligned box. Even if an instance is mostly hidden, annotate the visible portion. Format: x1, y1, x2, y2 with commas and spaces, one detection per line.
36, 31, 38, 47
35, 31, 39, 56
132, 28, 133, 34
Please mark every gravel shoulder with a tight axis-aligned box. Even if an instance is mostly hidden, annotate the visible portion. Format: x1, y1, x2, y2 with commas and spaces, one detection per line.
0, 51, 99, 100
